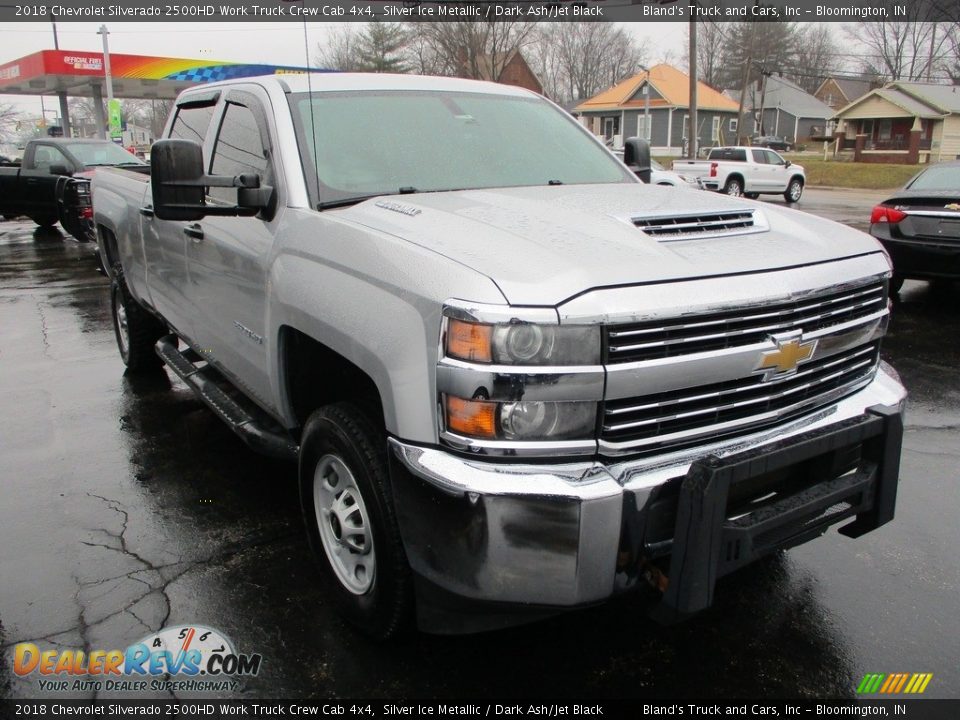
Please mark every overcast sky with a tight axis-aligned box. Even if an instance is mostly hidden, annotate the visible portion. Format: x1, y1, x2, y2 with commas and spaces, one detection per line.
1, 21, 688, 117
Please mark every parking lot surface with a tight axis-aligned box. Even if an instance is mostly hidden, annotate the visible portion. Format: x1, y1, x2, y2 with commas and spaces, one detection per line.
1, 187, 958, 700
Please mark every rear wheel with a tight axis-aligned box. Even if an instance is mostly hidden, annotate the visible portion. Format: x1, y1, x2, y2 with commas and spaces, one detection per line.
110, 269, 166, 372
724, 177, 744, 197
784, 177, 804, 203
299, 403, 412, 639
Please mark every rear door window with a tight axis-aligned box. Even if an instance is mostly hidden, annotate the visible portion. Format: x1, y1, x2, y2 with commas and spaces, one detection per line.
751, 149, 768, 164
30, 144, 69, 171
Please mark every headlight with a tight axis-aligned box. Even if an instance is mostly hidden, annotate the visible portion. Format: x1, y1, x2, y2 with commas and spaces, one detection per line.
444, 396, 596, 441
446, 318, 600, 366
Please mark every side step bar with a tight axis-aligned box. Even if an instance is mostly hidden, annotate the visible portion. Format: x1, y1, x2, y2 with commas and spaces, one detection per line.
155, 335, 298, 461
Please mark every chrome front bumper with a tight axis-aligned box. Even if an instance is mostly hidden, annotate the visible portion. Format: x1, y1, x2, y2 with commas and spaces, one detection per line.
389, 368, 906, 612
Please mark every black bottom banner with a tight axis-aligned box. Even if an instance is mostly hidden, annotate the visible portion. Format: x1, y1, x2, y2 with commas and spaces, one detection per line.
2, 699, 959, 720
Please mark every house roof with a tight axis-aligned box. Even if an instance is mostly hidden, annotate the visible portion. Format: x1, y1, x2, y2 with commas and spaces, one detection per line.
742, 75, 832, 119
833, 86, 945, 120
893, 81, 960, 114
574, 63, 740, 113
832, 78, 875, 103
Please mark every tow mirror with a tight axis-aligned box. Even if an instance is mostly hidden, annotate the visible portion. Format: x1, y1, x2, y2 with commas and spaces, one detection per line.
151, 139, 273, 222
623, 137, 652, 184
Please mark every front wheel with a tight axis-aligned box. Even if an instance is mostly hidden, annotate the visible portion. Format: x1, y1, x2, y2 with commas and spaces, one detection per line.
110, 270, 166, 372
723, 177, 744, 197
299, 403, 413, 639
784, 177, 804, 203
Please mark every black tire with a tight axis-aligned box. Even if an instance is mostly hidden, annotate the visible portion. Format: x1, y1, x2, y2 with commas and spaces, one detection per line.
784, 177, 804, 203
110, 269, 166, 372
890, 275, 905, 294
31, 215, 58, 229
724, 177, 744, 197
299, 403, 413, 640
745, 192, 760, 200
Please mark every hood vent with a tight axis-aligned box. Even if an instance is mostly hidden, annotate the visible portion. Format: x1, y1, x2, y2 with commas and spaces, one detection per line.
633, 209, 768, 241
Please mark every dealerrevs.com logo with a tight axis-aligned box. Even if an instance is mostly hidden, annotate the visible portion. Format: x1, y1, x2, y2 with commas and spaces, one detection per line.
13, 625, 262, 693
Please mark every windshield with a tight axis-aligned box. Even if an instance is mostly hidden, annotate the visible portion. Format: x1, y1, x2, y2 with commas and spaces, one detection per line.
907, 165, 960, 191
66, 142, 145, 167
290, 90, 634, 205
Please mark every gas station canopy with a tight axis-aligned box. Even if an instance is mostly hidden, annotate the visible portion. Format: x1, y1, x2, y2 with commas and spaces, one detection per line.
0, 49, 317, 100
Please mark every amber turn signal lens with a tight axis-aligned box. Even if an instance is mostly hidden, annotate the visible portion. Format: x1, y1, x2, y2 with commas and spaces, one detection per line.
446, 319, 493, 363
445, 396, 497, 439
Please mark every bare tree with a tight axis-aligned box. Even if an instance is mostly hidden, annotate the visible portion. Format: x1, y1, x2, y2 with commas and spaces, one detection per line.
315, 25, 363, 72
683, 22, 727, 90
412, 18, 539, 84
845, 17, 950, 81
939, 22, 960, 82
0, 102, 24, 144
529, 23, 648, 104
788, 24, 842, 93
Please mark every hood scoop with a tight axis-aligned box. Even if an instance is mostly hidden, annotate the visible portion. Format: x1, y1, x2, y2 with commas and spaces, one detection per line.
632, 208, 769, 241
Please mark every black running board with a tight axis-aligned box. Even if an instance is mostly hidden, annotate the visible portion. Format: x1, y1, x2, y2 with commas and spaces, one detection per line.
155, 335, 298, 461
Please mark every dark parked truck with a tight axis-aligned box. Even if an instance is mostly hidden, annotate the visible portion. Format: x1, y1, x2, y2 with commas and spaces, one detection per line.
0, 138, 147, 239
92, 74, 906, 637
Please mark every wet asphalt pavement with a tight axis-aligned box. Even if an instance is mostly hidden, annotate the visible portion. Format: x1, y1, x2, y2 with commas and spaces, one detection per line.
0, 187, 958, 701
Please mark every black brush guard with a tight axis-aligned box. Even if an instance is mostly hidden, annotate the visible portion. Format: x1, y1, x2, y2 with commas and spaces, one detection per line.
652, 405, 903, 623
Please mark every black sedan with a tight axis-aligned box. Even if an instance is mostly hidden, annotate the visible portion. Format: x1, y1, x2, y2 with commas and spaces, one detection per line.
753, 135, 793, 152
869, 161, 960, 293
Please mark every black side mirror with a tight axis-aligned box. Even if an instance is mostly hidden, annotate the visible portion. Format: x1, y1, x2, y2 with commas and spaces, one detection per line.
151, 138, 273, 222
49, 163, 72, 177
151, 140, 206, 221
623, 137, 652, 184
784, 160, 792, 168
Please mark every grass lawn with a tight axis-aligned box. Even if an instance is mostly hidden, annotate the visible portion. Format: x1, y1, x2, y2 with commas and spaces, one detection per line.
781, 155, 919, 190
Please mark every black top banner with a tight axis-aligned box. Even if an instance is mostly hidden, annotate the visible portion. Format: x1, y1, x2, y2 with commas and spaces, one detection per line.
2, 0, 959, 24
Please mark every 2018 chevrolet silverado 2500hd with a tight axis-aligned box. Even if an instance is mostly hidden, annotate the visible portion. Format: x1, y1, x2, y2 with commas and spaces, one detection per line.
674, 146, 806, 202
92, 74, 905, 638
0, 138, 146, 239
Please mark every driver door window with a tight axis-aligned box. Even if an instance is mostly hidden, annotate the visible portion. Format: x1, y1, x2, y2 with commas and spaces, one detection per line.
209, 102, 270, 203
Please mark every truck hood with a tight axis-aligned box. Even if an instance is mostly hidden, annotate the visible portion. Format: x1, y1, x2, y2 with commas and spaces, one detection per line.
337, 184, 885, 306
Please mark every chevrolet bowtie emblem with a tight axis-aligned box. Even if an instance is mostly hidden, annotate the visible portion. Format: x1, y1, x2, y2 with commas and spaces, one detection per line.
945, 203, 960, 211
756, 334, 817, 379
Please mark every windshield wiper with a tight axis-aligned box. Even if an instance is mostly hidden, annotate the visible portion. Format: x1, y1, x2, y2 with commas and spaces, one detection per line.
317, 193, 388, 211
317, 188, 420, 211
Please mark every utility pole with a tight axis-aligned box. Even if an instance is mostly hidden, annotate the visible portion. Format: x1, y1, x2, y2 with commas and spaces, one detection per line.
98, 25, 115, 141
736, 16, 758, 145
688, 1, 698, 159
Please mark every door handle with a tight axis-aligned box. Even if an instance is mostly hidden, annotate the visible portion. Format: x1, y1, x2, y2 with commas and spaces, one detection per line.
183, 224, 204, 241
139, 206, 154, 218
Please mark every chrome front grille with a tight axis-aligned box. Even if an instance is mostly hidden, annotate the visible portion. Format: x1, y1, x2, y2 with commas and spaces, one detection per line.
606, 280, 887, 364
632, 209, 762, 240
601, 344, 881, 452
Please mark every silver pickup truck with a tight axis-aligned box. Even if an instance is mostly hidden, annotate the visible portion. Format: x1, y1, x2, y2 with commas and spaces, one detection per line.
92, 74, 905, 638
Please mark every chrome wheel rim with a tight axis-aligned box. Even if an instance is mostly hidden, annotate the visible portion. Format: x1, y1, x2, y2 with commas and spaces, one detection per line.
313, 454, 375, 595
789, 182, 802, 201
115, 294, 129, 357
727, 182, 742, 197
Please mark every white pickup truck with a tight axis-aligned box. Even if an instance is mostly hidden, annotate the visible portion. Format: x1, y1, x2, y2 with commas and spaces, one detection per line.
92, 73, 904, 637
674, 146, 806, 202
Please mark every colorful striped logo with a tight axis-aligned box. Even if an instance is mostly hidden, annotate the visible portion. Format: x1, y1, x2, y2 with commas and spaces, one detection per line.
857, 673, 933, 694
